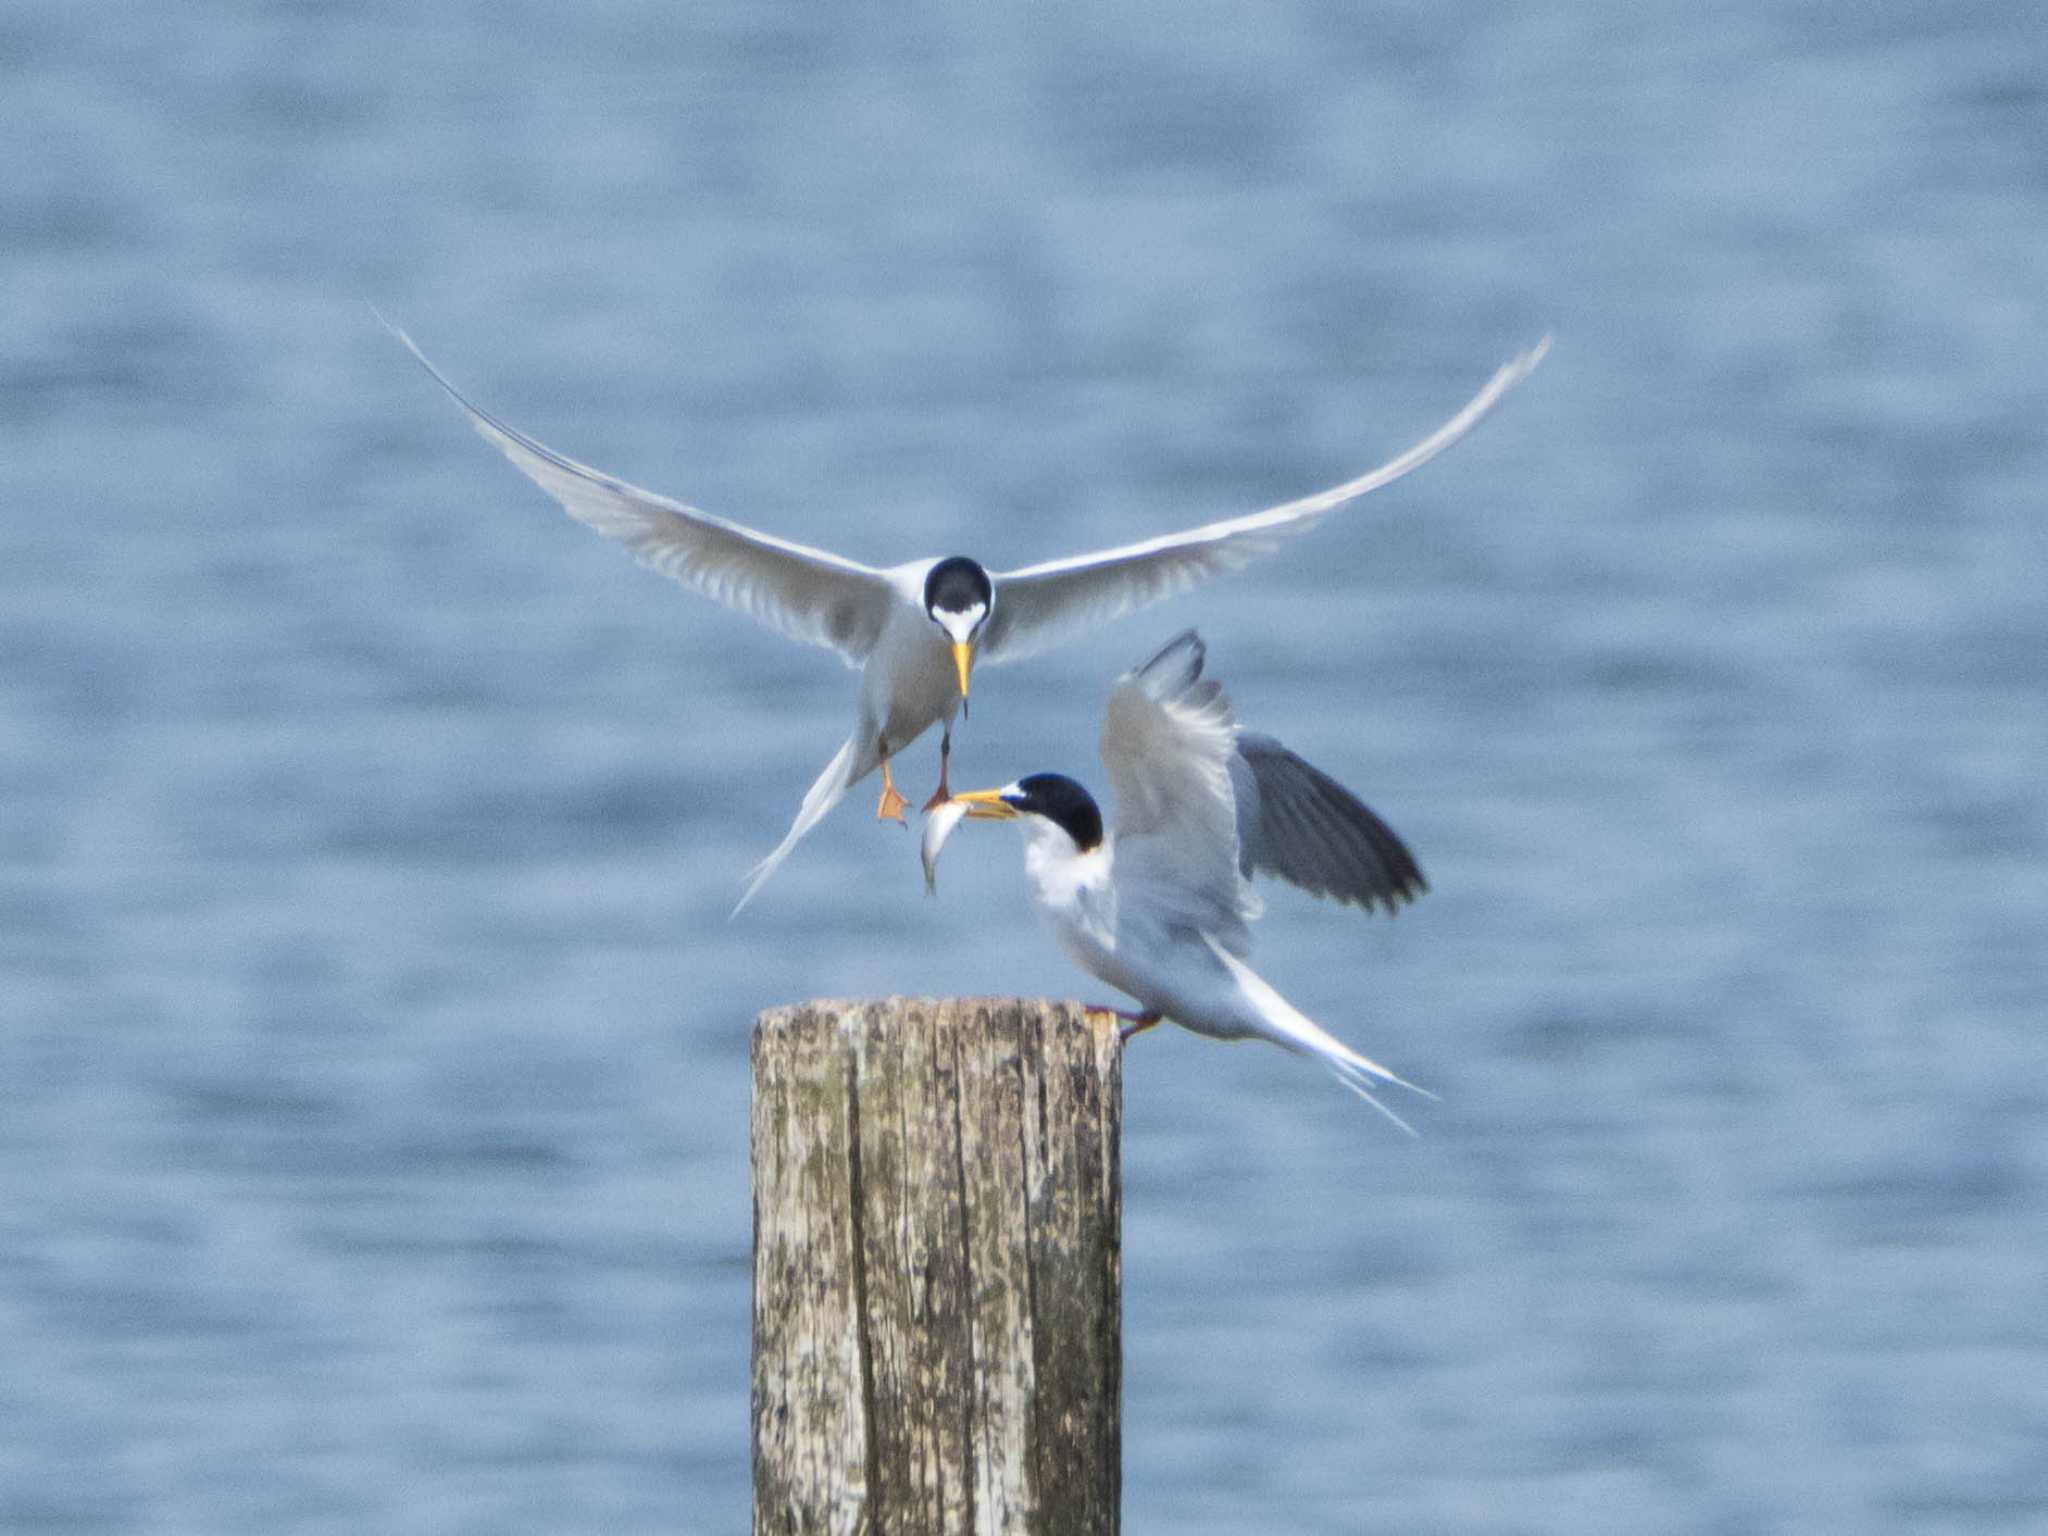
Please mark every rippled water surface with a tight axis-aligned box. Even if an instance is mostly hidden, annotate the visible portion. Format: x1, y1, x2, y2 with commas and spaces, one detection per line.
6, 4, 2045, 1531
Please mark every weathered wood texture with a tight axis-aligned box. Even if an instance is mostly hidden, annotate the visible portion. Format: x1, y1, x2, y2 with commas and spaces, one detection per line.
752, 996, 1122, 1536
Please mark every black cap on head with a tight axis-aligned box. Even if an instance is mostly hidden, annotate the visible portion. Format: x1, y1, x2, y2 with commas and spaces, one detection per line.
923, 556, 993, 619
1007, 773, 1104, 853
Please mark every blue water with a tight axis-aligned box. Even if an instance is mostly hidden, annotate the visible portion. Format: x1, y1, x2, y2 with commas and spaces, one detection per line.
6, 3, 2045, 1530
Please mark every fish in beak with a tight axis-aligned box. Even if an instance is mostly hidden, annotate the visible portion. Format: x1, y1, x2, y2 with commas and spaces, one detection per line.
922, 786, 1011, 893
951, 787, 1017, 821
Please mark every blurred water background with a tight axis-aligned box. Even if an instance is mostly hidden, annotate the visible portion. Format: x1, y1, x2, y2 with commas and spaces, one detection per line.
5, 2, 2045, 1531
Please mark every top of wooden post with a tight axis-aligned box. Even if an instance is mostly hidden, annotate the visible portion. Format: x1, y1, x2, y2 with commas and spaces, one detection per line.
754, 994, 1118, 1044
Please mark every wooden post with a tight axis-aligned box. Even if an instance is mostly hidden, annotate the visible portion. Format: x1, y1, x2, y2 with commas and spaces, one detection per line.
751, 996, 1122, 1536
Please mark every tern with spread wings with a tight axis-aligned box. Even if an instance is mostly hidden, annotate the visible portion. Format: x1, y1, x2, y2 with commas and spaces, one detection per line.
940, 630, 1432, 1130
389, 323, 1544, 911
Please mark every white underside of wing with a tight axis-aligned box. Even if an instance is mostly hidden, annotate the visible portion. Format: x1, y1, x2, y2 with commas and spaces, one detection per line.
386, 318, 898, 663
982, 338, 1549, 663
1096, 638, 1248, 937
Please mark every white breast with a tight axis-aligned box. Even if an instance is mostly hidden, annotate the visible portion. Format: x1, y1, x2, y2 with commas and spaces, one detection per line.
1022, 836, 1149, 1002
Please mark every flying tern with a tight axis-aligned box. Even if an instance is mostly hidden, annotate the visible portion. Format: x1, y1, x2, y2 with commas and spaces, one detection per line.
938, 630, 1433, 1130
388, 322, 1545, 911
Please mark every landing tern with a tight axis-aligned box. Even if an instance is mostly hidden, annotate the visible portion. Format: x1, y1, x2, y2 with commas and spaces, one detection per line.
941, 630, 1433, 1130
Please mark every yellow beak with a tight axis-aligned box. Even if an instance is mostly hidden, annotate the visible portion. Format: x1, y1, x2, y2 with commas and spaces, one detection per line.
952, 787, 1016, 821
951, 639, 974, 699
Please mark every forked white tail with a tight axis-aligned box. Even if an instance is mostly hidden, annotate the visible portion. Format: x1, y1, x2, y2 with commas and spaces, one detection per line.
732, 734, 861, 916
1204, 937, 1435, 1134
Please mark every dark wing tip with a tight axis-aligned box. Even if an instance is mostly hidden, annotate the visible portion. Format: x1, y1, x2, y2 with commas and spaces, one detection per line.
1132, 629, 1205, 690
1234, 733, 1427, 916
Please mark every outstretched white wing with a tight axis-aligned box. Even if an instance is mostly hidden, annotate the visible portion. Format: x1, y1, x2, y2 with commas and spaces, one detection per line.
982, 339, 1548, 664
388, 321, 897, 663
1098, 631, 1252, 951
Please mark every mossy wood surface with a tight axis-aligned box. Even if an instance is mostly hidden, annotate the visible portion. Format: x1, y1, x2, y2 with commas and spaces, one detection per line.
752, 996, 1122, 1536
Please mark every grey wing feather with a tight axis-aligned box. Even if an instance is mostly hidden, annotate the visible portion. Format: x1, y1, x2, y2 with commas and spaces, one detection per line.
979, 339, 1549, 666
1129, 628, 1224, 712
1230, 733, 1426, 915
1099, 631, 1253, 951
1100, 631, 1237, 846
385, 319, 896, 662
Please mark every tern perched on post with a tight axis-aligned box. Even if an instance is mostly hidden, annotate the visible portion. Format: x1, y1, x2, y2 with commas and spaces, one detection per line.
388, 322, 1545, 911
937, 630, 1433, 1130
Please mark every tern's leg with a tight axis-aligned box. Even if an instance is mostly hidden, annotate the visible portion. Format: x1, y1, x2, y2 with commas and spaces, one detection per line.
1084, 1005, 1162, 1041
921, 725, 954, 813
875, 735, 909, 826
